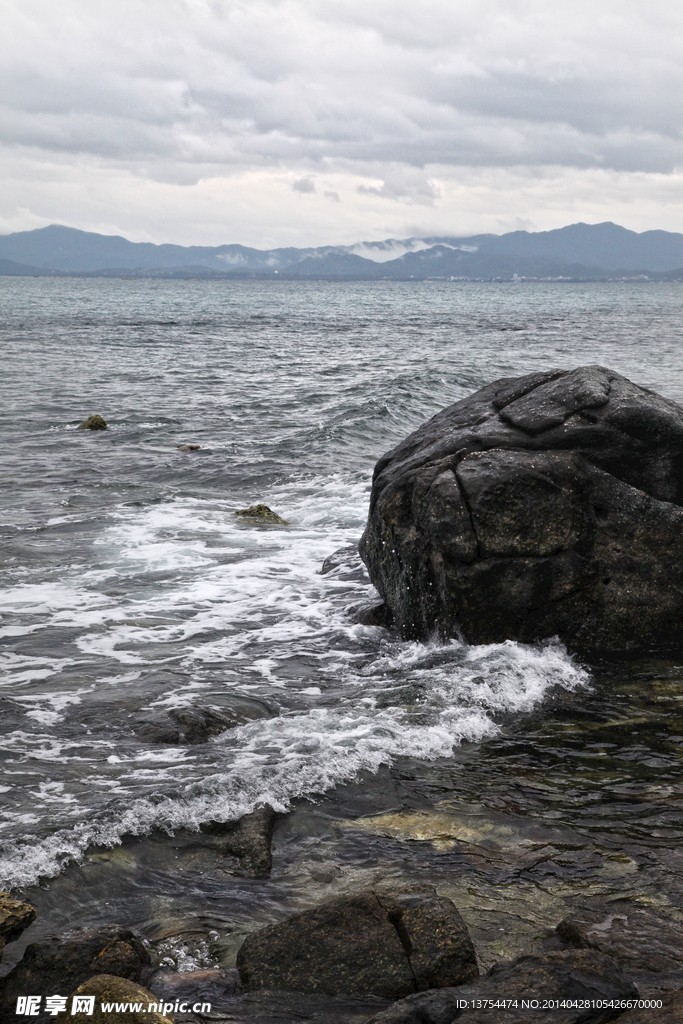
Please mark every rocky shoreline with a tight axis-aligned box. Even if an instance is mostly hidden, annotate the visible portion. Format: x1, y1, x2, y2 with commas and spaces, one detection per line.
4, 367, 683, 1022
4, 652, 683, 1024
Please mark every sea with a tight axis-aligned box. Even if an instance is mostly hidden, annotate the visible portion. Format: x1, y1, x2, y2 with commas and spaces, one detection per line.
2, 278, 683, 1009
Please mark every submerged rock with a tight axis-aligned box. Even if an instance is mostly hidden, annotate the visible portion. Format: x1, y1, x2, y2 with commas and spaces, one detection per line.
0, 927, 150, 1012
59, 975, 174, 1023
368, 948, 638, 1024
220, 805, 277, 877
201, 805, 277, 877
351, 600, 394, 627
0, 892, 36, 961
236, 884, 477, 998
149, 966, 241, 1009
360, 366, 683, 653
321, 545, 367, 581
136, 705, 237, 745
556, 907, 683, 991
76, 414, 107, 430
235, 503, 288, 525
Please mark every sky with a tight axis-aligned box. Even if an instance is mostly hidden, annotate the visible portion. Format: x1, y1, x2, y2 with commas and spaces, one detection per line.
1, 0, 682, 248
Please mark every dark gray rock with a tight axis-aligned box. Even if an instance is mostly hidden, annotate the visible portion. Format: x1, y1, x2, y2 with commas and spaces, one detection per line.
0, 927, 150, 1013
351, 600, 394, 627
556, 908, 683, 992
321, 545, 368, 582
210, 805, 277, 877
136, 702, 270, 745
367, 948, 638, 1024
359, 366, 683, 652
236, 884, 477, 998
149, 966, 241, 1009
614, 990, 683, 1023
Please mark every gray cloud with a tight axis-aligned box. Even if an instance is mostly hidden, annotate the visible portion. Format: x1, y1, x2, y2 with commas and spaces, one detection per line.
357, 173, 440, 204
1, 1, 682, 243
292, 177, 316, 193
2, 0, 682, 175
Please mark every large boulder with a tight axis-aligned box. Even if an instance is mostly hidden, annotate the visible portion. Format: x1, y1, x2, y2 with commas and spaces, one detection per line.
236, 884, 478, 998
359, 366, 683, 652
0, 926, 150, 1013
367, 948, 638, 1024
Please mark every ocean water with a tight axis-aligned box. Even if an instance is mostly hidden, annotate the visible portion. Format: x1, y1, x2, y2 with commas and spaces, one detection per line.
1, 277, 683, 927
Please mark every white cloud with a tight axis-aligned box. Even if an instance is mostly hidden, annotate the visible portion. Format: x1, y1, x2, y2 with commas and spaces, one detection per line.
1, 0, 682, 243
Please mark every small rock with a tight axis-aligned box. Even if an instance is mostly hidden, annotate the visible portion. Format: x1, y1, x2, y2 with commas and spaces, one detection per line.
57, 975, 174, 1023
352, 601, 394, 627
177, 444, 201, 451
236, 884, 477, 998
0, 927, 150, 1013
320, 545, 367, 581
556, 916, 596, 949
235, 504, 288, 525
76, 415, 107, 430
309, 862, 342, 884
205, 805, 277, 877
149, 967, 241, 1009
136, 703, 267, 745
0, 892, 36, 961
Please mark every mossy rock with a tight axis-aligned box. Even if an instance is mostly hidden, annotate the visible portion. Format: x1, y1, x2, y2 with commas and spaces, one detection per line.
58, 975, 174, 1023
77, 415, 107, 431
235, 504, 288, 525
0, 892, 36, 962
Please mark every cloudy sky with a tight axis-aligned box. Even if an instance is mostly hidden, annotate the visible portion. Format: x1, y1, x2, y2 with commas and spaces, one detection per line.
1, 0, 682, 247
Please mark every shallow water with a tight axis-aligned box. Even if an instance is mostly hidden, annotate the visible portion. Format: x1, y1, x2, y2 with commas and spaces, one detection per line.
1, 278, 683, 1012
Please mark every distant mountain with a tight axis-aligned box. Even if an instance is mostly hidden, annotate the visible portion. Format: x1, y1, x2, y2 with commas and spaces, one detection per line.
0, 257, 65, 276
1, 222, 683, 280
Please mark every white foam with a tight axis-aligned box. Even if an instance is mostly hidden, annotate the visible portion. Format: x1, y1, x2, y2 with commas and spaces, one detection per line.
0, 633, 588, 890
0, 478, 592, 891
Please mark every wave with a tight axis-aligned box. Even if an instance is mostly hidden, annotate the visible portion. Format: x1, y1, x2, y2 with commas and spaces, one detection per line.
0, 635, 589, 890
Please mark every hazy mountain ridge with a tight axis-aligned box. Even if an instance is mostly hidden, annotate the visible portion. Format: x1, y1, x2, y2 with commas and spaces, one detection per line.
2, 222, 683, 280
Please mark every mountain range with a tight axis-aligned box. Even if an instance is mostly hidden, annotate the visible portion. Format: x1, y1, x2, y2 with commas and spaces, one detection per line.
2, 222, 683, 281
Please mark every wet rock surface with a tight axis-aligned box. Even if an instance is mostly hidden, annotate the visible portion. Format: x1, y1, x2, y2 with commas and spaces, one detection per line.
616, 990, 683, 1023
359, 366, 683, 652
236, 884, 477, 998
207, 805, 277, 877
135, 699, 272, 745
0, 926, 150, 1013
0, 892, 36, 960
7, 658, 683, 1024
367, 949, 638, 1024
136, 706, 236, 745
149, 967, 241, 1011
554, 907, 683, 993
